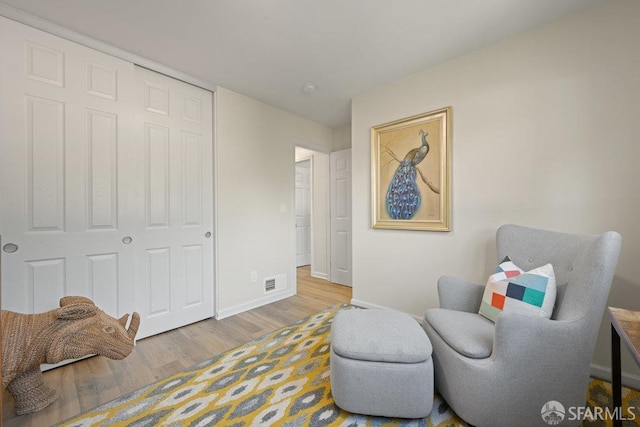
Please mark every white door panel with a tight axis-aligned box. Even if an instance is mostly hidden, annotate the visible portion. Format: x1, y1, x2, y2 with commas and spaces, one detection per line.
0, 16, 136, 318
134, 66, 214, 339
330, 149, 352, 286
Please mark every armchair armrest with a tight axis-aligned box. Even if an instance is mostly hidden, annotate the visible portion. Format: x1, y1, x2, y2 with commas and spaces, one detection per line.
493, 311, 585, 361
437, 276, 484, 313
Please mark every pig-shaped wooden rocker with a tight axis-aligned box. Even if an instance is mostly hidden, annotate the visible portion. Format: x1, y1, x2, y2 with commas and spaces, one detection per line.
1, 296, 140, 415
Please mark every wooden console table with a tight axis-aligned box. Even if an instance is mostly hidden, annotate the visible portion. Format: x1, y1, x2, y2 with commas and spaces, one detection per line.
608, 307, 640, 427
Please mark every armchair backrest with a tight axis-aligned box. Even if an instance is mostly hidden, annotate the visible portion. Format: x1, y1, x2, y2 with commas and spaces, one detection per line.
496, 225, 621, 326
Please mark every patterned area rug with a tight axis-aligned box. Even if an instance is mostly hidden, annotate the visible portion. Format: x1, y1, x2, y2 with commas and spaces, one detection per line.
58, 304, 462, 426
57, 304, 639, 427
583, 379, 640, 426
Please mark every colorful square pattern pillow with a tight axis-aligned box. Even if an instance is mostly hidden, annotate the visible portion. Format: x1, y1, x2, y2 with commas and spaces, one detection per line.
479, 256, 556, 323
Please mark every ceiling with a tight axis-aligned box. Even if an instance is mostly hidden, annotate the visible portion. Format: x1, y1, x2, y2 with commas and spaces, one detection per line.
1, 0, 602, 128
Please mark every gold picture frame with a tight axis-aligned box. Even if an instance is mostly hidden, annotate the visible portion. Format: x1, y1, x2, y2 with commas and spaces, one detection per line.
371, 107, 451, 231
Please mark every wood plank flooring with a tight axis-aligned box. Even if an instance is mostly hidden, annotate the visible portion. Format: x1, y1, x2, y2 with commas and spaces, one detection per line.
2, 266, 352, 426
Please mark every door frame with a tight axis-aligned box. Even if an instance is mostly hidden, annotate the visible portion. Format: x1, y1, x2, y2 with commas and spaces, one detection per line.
293, 142, 331, 288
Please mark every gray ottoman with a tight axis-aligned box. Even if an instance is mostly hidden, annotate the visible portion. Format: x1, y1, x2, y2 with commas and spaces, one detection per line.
330, 309, 434, 419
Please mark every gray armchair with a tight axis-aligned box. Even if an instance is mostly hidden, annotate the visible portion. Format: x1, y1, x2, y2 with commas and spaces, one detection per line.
422, 224, 621, 427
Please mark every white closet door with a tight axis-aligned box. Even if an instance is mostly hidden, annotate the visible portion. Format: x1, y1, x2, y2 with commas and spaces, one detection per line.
0, 17, 137, 317
134, 67, 214, 338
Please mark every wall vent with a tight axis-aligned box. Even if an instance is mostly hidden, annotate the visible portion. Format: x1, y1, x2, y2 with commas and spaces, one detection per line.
264, 274, 286, 293
264, 278, 276, 292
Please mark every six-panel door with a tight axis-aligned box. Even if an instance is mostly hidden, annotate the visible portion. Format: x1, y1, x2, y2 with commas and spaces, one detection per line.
0, 17, 137, 318
134, 66, 214, 338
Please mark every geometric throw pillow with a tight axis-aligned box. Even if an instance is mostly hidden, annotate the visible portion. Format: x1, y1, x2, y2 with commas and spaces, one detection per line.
479, 256, 556, 323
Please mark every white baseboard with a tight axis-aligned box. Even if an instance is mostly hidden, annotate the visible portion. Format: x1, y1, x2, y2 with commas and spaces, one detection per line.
350, 298, 423, 323
216, 289, 295, 320
311, 271, 329, 281
591, 363, 640, 390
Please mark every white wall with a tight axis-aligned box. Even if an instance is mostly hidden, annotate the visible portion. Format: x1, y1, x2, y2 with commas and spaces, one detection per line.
352, 0, 640, 382
216, 87, 333, 317
296, 147, 330, 280
332, 125, 352, 150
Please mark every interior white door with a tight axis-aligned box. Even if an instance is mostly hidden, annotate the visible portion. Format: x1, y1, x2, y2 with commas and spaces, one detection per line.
330, 149, 352, 287
295, 160, 312, 267
134, 66, 214, 339
0, 16, 137, 318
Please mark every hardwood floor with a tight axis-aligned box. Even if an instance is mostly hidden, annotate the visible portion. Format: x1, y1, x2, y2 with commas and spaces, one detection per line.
2, 266, 351, 426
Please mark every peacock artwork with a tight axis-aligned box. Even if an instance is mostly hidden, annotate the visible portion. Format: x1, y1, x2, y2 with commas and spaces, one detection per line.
385, 129, 431, 219
372, 107, 451, 231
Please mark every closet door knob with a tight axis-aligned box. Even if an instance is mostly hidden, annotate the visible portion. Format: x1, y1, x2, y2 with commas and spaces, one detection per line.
205, 231, 212, 238
122, 236, 133, 244
2, 243, 18, 253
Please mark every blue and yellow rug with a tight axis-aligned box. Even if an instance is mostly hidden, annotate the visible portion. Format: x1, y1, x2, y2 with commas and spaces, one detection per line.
58, 304, 639, 426
59, 304, 462, 426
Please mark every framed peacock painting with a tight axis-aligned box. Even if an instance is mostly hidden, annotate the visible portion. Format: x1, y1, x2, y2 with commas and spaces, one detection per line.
371, 107, 451, 231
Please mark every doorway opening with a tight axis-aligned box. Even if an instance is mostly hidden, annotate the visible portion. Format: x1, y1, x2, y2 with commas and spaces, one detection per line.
295, 158, 312, 268
294, 146, 330, 284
